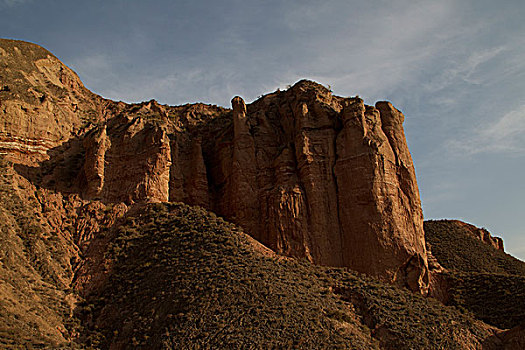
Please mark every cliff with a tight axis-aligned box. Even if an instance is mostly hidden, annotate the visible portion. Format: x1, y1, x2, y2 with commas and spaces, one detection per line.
1, 39, 429, 293
16, 40, 525, 297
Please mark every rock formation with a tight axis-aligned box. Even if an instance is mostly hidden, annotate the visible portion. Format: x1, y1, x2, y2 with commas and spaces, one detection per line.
202, 84, 429, 293
1, 38, 429, 293
5, 37, 525, 349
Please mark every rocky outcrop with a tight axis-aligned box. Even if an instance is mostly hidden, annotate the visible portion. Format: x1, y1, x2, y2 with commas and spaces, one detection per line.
452, 220, 504, 251
335, 100, 428, 292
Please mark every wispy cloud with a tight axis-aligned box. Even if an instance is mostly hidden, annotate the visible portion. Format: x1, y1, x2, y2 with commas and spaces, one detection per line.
0, 0, 31, 7
448, 104, 525, 155
423, 47, 506, 92
279, 0, 466, 100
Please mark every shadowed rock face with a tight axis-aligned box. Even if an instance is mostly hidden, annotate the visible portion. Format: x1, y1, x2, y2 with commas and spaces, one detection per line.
1, 39, 428, 293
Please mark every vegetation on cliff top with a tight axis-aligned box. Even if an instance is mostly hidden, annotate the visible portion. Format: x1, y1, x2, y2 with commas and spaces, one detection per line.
424, 220, 525, 275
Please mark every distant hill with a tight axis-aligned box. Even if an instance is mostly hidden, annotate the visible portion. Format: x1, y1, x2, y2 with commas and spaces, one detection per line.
425, 220, 525, 330
424, 220, 525, 275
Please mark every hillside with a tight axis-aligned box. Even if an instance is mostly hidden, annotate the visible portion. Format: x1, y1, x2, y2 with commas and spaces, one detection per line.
0, 154, 128, 349
424, 220, 525, 275
425, 220, 525, 330
76, 202, 498, 349
0, 154, 74, 347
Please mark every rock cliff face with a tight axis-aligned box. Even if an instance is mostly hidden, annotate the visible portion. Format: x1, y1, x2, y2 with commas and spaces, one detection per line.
1, 39, 428, 293
0, 39, 105, 165
201, 84, 428, 293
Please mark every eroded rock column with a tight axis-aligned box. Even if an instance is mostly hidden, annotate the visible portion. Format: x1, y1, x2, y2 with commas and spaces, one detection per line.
185, 137, 210, 208
335, 98, 429, 293
228, 96, 259, 236
82, 125, 109, 199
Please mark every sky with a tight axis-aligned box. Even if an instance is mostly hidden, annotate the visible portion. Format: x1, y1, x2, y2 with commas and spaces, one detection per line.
1, 0, 524, 260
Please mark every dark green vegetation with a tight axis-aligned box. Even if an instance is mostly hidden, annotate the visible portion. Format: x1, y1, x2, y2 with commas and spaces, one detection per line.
77, 203, 493, 349
425, 220, 525, 330
447, 272, 525, 330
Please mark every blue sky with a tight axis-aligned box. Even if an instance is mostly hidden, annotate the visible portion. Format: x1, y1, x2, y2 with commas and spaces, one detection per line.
2, 0, 524, 260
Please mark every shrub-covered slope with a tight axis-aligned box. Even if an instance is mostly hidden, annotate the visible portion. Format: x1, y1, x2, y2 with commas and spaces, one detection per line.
77, 203, 497, 349
0, 157, 76, 348
447, 272, 525, 330
425, 220, 525, 330
424, 220, 525, 275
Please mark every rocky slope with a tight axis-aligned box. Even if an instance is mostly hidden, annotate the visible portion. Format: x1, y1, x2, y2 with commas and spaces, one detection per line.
0, 155, 126, 348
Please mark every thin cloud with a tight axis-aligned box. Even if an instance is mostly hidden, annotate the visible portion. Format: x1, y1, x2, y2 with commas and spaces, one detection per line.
0, 0, 30, 7
448, 104, 525, 155
280, 0, 469, 101
423, 47, 506, 92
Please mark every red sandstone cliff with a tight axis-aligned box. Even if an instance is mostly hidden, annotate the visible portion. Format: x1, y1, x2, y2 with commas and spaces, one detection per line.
201, 84, 429, 293
1, 38, 428, 293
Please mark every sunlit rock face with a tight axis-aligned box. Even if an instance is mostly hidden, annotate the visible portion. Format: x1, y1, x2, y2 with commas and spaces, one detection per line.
202, 82, 428, 293
1, 38, 429, 293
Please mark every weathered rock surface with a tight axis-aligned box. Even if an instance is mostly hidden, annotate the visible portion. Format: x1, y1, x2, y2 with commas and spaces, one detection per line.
498, 322, 525, 349
197, 83, 429, 293
0, 39, 105, 165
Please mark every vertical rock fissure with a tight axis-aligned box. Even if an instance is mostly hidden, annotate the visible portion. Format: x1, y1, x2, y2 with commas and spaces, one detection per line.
332, 117, 345, 266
